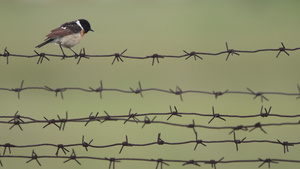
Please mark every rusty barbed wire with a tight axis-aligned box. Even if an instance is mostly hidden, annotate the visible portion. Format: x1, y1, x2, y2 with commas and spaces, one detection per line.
0, 133, 299, 155
1, 106, 300, 133
0, 154, 300, 168
1, 42, 299, 65
1, 81, 300, 101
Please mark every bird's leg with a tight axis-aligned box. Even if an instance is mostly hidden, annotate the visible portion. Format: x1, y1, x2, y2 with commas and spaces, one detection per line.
59, 44, 67, 59
68, 47, 79, 59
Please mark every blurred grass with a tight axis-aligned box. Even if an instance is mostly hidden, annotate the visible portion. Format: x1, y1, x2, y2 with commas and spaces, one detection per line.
0, 0, 300, 169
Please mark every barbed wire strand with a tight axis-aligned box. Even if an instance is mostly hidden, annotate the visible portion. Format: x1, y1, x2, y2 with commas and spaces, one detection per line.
1, 42, 300, 65
1, 154, 300, 169
2, 105, 300, 121
1, 81, 300, 101
0, 133, 299, 155
1, 108, 300, 134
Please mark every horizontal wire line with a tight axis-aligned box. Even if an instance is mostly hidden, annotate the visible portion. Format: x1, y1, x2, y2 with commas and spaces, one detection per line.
0, 138, 299, 152
1, 155, 300, 167
0, 42, 299, 64
1, 81, 300, 101
1, 112, 300, 132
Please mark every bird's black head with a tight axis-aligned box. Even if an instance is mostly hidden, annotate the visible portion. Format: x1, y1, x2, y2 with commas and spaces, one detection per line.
78, 19, 94, 33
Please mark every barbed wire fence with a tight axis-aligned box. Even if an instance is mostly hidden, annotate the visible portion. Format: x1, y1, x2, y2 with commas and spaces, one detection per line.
1, 42, 300, 65
1, 43, 300, 168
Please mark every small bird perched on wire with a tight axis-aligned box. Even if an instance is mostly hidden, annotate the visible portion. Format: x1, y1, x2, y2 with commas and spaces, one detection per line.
36, 19, 93, 58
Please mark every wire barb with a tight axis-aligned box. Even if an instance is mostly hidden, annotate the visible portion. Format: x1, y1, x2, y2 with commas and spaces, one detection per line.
101, 110, 117, 123
167, 106, 182, 120
89, 80, 104, 99
205, 157, 224, 169
82, 135, 94, 151
1, 47, 10, 64
44, 86, 66, 99
276, 42, 290, 58
213, 90, 228, 99
277, 140, 294, 153
225, 42, 239, 60
85, 112, 101, 126
188, 119, 198, 139
63, 149, 81, 165
111, 49, 127, 65
119, 135, 132, 154
11, 80, 24, 99
208, 106, 226, 124
55, 144, 69, 156
124, 108, 139, 124
157, 133, 164, 145
194, 139, 207, 150
260, 106, 272, 117
170, 86, 183, 101
249, 122, 267, 134
147, 53, 164, 66
154, 158, 169, 169
76, 48, 89, 64
233, 132, 246, 151
229, 125, 248, 135
34, 50, 49, 64
183, 50, 203, 60
3, 143, 14, 155
258, 158, 278, 168
8, 111, 24, 131
26, 150, 41, 166
130, 81, 143, 97
182, 160, 201, 167
106, 157, 120, 169
142, 116, 157, 128
43, 117, 60, 129
247, 88, 269, 102
57, 111, 68, 130
297, 84, 300, 99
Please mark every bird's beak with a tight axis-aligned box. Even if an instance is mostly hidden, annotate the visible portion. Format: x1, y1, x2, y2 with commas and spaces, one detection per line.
90, 29, 94, 32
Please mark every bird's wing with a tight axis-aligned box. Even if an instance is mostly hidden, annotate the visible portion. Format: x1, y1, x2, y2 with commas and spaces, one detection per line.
46, 27, 73, 38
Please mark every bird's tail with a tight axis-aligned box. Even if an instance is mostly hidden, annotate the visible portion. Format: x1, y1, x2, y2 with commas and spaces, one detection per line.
35, 39, 54, 48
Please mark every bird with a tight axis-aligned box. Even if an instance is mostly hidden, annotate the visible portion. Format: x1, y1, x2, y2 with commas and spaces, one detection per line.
36, 19, 93, 58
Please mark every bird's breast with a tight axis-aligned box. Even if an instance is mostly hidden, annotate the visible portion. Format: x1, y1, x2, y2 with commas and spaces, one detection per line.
55, 33, 83, 48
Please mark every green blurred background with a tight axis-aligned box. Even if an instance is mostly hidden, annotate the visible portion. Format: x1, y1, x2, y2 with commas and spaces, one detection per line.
0, 0, 300, 169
